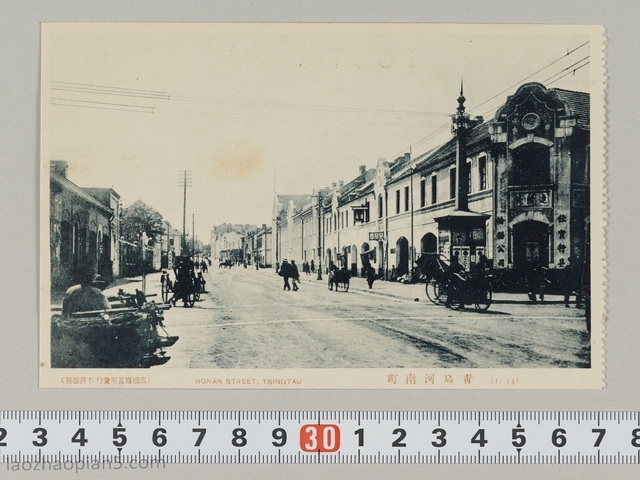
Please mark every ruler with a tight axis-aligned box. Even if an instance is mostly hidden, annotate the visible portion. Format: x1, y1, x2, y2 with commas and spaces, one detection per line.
1, 411, 640, 464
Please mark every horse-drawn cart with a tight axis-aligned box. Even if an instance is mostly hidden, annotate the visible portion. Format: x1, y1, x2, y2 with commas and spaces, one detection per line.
328, 269, 350, 292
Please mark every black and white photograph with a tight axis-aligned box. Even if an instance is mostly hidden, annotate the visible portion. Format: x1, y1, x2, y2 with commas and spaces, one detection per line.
40, 23, 605, 388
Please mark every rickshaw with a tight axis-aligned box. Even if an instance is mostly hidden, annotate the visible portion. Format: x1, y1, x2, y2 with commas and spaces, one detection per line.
444, 270, 492, 310
416, 253, 492, 310
170, 276, 200, 307
416, 253, 452, 305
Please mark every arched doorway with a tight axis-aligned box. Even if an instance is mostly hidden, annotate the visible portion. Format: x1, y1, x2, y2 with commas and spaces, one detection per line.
420, 232, 437, 255
395, 237, 409, 276
513, 220, 549, 269
350, 244, 358, 276
360, 242, 371, 277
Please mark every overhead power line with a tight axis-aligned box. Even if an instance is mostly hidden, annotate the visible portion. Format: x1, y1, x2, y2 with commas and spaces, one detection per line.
391, 41, 591, 161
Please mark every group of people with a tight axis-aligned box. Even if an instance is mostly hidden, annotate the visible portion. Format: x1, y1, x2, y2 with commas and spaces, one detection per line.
278, 259, 301, 291
522, 256, 583, 306
163, 256, 208, 306
300, 260, 315, 276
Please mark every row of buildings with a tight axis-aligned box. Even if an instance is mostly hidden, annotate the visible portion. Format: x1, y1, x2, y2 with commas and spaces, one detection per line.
267, 82, 590, 282
49, 160, 192, 292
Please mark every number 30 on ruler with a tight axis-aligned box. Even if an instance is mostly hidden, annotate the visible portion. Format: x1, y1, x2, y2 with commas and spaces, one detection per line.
299, 424, 340, 452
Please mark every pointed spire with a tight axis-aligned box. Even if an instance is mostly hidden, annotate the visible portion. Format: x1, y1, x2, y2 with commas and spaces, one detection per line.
457, 79, 466, 115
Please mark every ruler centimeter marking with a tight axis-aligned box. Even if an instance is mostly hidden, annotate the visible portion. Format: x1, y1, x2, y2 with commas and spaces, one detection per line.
0, 411, 640, 464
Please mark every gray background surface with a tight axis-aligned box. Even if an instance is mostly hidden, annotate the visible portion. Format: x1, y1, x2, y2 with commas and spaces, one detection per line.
1, 1, 637, 478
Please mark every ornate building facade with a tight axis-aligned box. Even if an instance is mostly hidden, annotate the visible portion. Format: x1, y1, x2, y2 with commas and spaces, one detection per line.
273, 82, 590, 282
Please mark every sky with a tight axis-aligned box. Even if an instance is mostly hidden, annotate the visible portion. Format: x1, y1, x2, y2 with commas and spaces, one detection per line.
41, 23, 595, 242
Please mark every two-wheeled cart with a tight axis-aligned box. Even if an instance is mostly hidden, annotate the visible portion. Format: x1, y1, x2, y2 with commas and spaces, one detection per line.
417, 253, 492, 310
328, 269, 350, 292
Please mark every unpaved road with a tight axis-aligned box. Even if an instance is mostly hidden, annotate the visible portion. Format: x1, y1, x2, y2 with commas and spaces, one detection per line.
151, 267, 589, 369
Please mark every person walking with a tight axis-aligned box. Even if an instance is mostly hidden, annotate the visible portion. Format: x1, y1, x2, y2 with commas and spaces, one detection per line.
160, 269, 172, 303
279, 259, 292, 291
365, 263, 377, 289
291, 260, 301, 291
310, 259, 315, 274
170, 255, 196, 306
525, 264, 548, 303
197, 271, 206, 293
563, 256, 583, 307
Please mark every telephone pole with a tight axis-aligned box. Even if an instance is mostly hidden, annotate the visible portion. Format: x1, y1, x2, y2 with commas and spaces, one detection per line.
177, 170, 193, 255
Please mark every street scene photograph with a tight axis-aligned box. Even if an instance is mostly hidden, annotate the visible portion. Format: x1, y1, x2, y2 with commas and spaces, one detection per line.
40, 23, 605, 388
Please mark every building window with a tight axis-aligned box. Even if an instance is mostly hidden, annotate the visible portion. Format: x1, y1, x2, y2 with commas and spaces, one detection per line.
479, 156, 487, 190
378, 195, 383, 219
346, 211, 348, 227
395, 190, 400, 214
404, 186, 409, 212
420, 178, 426, 207
431, 174, 437, 205
467, 159, 472, 194
449, 167, 456, 200
512, 144, 550, 185
353, 203, 370, 224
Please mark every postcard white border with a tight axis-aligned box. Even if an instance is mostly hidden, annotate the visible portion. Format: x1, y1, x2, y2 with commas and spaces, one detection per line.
39, 22, 606, 390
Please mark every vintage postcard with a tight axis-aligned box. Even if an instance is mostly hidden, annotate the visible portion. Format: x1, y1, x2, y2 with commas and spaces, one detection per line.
40, 23, 605, 389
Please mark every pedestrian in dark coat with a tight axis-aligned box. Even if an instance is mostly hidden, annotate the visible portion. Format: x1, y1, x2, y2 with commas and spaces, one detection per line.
366, 264, 376, 289
291, 260, 301, 291
310, 259, 315, 273
563, 256, 583, 307
525, 264, 548, 303
279, 259, 291, 291
197, 271, 206, 293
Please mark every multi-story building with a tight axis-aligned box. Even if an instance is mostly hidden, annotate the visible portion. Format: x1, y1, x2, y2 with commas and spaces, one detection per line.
49, 160, 121, 291
210, 223, 257, 264
323, 167, 377, 277
162, 220, 183, 269
272, 194, 312, 267
245, 224, 274, 268
274, 82, 590, 283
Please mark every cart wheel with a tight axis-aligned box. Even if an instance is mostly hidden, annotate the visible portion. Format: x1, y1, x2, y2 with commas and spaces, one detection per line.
446, 285, 463, 310
194, 291, 200, 302
475, 287, 492, 311
449, 296, 464, 310
426, 280, 446, 305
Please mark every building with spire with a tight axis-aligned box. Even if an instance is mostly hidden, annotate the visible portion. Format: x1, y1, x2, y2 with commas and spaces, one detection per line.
274, 82, 590, 284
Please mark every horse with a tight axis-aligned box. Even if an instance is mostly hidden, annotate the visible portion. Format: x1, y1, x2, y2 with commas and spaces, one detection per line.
328, 268, 350, 291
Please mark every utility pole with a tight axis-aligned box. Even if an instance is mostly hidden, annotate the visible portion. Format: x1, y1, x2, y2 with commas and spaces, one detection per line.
317, 192, 323, 280
410, 159, 415, 271
178, 170, 192, 255
192, 213, 195, 257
